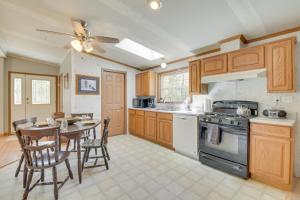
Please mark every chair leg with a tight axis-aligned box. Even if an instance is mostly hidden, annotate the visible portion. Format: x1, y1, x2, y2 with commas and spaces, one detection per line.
15, 154, 24, 177
93, 128, 98, 155
22, 169, 34, 200
65, 159, 73, 179
81, 149, 88, 172
23, 163, 28, 188
66, 139, 70, 151
104, 146, 110, 161
101, 147, 109, 170
73, 139, 76, 151
41, 169, 45, 182
52, 166, 58, 200
86, 148, 91, 162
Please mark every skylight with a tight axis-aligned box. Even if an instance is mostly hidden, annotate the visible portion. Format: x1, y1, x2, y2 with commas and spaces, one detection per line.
115, 38, 164, 61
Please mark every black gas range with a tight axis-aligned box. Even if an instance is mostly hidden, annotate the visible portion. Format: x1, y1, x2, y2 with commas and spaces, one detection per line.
198, 100, 258, 178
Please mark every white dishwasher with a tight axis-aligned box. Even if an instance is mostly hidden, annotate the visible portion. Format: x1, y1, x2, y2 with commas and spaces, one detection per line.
173, 114, 198, 159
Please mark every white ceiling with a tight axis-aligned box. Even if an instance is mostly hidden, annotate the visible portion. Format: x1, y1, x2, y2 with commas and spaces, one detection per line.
1, 0, 300, 68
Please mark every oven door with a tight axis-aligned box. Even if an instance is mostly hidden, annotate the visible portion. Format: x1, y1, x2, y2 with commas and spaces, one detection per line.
199, 122, 248, 165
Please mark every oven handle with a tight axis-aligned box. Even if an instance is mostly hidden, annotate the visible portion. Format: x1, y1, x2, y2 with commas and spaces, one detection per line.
200, 123, 247, 136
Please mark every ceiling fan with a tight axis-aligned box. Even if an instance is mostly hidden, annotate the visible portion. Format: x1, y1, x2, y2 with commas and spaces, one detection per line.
36, 18, 120, 54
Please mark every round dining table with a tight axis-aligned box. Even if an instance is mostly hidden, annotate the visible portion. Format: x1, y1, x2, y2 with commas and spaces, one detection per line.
22, 120, 101, 184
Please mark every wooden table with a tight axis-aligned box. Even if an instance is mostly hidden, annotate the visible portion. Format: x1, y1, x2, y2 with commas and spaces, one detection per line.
22, 120, 101, 184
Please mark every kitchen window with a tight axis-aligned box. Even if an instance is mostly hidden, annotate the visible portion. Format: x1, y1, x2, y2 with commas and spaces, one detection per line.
158, 68, 189, 103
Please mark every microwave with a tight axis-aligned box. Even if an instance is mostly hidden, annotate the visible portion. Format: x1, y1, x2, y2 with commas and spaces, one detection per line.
132, 98, 155, 108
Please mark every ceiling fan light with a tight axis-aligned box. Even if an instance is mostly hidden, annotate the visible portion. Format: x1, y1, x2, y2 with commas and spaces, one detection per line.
71, 40, 83, 52
83, 40, 93, 53
148, 0, 162, 10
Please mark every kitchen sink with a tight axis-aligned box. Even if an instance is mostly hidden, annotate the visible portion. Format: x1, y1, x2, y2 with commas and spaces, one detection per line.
154, 107, 181, 111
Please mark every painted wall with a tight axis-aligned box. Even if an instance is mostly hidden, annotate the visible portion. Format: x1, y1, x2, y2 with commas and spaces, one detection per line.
60, 51, 73, 114
3, 55, 60, 133
0, 58, 4, 134
61, 50, 139, 134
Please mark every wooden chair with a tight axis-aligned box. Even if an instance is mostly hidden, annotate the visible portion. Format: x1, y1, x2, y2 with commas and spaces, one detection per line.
12, 117, 37, 186
16, 126, 73, 200
66, 113, 96, 152
81, 118, 110, 170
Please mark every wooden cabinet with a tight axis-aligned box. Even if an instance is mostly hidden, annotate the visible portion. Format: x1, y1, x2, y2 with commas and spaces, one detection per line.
136, 71, 156, 96
250, 123, 294, 190
135, 111, 145, 136
202, 54, 227, 76
128, 109, 136, 134
228, 46, 265, 72
156, 113, 173, 148
144, 111, 157, 141
136, 74, 142, 96
265, 37, 295, 93
189, 60, 208, 95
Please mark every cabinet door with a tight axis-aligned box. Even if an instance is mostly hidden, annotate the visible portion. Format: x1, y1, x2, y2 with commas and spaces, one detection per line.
189, 60, 200, 94
136, 74, 142, 96
141, 72, 156, 96
265, 38, 295, 92
145, 112, 157, 141
129, 110, 136, 134
157, 116, 173, 147
202, 54, 227, 76
250, 134, 291, 185
135, 115, 145, 137
228, 46, 265, 72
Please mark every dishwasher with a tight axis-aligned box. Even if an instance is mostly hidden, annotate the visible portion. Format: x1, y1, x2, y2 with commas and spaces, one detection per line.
173, 114, 198, 159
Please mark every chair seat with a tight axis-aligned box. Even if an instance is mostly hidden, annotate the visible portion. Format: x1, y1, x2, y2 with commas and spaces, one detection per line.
31, 151, 70, 168
82, 139, 102, 148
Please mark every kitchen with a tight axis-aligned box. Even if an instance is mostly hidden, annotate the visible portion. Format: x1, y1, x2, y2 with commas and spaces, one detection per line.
129, 35, 299, 191
1, 1, 300, 200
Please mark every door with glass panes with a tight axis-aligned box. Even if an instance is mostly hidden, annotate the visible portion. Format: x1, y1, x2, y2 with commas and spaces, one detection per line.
10, 73, 56, 132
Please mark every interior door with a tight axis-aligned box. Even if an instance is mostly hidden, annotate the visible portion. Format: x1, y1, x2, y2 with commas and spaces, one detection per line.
10, 73, 56, 131
102, 70, 125, 136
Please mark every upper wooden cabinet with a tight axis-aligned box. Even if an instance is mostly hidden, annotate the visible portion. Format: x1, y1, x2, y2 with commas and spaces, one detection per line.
250, 123, 294, 190
189, 60, 208, 95
202, 54, 227, 76
265, 37, 295, 93
136, 71, 156, 96
228, 46, 265, 72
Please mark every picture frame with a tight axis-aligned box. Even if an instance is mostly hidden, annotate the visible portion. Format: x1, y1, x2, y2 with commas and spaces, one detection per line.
76, 74, 100, 95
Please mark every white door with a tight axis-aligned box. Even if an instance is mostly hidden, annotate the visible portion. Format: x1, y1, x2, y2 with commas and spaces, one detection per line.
10, 73, 56, 131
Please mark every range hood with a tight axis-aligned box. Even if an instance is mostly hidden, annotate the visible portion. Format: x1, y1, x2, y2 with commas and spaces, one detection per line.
201, 68, 266, 83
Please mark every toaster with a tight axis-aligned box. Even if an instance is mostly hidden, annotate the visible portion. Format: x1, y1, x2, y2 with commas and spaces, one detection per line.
263, 109, 287, 118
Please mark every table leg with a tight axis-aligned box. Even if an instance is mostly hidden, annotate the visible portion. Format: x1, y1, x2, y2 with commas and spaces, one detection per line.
76, 134, 82, 184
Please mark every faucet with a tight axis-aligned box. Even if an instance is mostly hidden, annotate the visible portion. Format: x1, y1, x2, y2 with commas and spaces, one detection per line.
162, 96, 172, 104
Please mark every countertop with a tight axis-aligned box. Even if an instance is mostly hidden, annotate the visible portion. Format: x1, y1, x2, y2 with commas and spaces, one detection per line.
250, 117, 296, 127
128, 107, 204, 116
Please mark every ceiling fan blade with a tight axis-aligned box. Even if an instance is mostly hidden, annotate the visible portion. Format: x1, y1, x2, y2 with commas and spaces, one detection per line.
64, 43, 71, 49
36, 29, 74, 37
93, 36, 120, 43
71, 18, 86, 36
92, 44, 106, 54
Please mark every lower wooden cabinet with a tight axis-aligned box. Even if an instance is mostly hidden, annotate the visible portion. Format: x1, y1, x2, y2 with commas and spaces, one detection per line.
250, 123, 294, 190
156, 113, 173, 148
144, 111, 157, 141
135, 111, 145, 137
128, 109, 173, 149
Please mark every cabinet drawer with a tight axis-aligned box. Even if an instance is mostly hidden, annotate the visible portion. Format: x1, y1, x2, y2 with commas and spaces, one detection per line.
145, 111, 156, 118
136, 110, 145, 116
129, 109, 136, 114
157, 112, 173, 121
251, 123, 291, 138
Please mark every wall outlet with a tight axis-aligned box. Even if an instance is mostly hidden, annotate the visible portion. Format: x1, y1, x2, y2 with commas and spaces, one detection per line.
272, 96, 281, 106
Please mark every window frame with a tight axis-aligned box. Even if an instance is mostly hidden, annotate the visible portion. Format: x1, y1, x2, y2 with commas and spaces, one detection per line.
157, 67, 189, 103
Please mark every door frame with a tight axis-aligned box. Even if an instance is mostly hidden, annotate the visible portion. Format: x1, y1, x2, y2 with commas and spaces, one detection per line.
101, 68, 127, 136
8, 71, 58, 134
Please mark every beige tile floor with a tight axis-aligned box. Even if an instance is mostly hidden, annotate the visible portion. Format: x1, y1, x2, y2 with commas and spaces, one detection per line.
0, 135, 300, 200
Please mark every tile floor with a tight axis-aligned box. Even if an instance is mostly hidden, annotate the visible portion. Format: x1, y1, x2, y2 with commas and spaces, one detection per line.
0, 135, 299, 200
